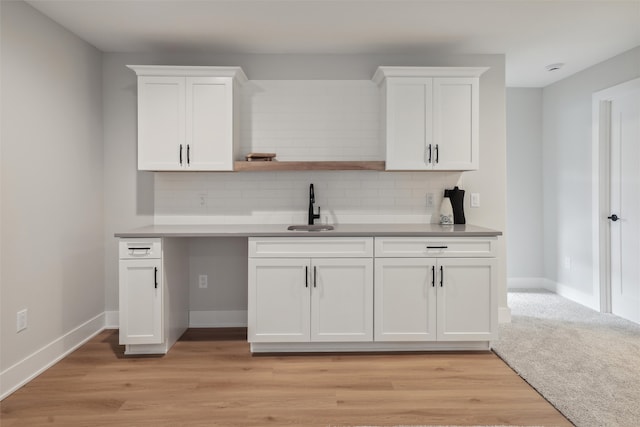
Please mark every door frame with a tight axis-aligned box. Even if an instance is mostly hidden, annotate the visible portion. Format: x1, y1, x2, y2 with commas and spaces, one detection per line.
592, 77, 640, 313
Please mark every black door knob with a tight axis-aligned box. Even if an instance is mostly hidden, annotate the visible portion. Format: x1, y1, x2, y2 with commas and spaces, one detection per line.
607, 214, 619, 222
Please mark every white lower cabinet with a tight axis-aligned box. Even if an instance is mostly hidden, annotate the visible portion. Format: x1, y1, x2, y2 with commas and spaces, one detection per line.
375, 237, 498, 343
436, 258, 497, 341
311, 258, 373, 341
374, 258, 437, 341
118, 238, 189, 355
248, 238, 374, 344
248, 258, 311, 342
119, 258, 163, 344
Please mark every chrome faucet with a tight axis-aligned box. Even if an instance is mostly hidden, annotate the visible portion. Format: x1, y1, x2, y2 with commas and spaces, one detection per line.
308, 184, 321, 225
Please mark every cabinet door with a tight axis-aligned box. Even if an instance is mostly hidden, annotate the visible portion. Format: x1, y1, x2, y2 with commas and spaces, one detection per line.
432, 78, 478, 170
436, 258, 497, 341
137, 76, 185, 170
385, 78, 433, 170
311, 258, 373, 342
186, 77, 234, 171
248, 258, 310, 342
119, 259, 162, 344
374, 258, 437, 341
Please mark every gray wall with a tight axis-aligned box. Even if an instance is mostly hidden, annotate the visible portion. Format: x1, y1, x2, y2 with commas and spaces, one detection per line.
1, 1, 104, 371
542, 46, 640, 309
102, 52, 508, 320
506, 88, 544, 281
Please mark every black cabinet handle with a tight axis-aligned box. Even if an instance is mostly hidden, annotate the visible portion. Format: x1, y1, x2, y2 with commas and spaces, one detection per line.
428, 144, 432, 164
313, 266, 317, 288
187, 144, 190, 165
431, 265, 435, 287
440, 265, 443, 287
427, 246, 448, 249
305, 266, 308, 288
154, 267, 158, 289
129, 247, 151, 251
435, 144, 439, 164
179, 144, 183, 165
608, 214, 619, 222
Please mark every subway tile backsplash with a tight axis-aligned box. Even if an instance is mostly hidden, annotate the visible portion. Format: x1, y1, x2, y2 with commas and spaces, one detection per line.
240, 80, 381, 161
154, 171, 462, 224
153, 80, 462, 225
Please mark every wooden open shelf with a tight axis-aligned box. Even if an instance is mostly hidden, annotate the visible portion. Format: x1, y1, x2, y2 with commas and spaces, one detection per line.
234, 161, 386, 172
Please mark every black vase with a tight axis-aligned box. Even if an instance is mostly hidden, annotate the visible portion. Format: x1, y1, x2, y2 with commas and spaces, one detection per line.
444, 186, 465, 224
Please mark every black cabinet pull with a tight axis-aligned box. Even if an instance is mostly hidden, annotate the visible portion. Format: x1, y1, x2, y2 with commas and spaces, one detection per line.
431, 265, 435, 287
608, 214, 619, 222
179, 144, 183, 165
129, 247, 151, 251
439, 265, 443, 287
154, 267, 158, 289
435, 144, 439, 164
305, 266, 308, 288
428, 144, 432, 163
427, 246, 448, 249
187, 144, 190, 165
313, 266, 317, 288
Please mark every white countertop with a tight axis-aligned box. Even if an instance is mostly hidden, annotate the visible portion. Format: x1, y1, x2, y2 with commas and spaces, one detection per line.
115, 223, 502, 238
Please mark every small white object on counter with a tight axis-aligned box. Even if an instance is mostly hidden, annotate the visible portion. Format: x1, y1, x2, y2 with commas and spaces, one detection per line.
440, 197, 454, 224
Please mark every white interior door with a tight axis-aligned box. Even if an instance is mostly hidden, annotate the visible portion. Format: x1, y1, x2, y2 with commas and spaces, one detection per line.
610, 88, 640, 324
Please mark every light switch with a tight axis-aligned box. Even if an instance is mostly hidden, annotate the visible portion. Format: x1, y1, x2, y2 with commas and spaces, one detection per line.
17, 309, 27, 332
471, 193, 480, 208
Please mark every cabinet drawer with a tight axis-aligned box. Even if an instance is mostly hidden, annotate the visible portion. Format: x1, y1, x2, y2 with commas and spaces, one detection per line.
119, 238, 162, 259
249, 237, 373, 258
375, 237, 496, 258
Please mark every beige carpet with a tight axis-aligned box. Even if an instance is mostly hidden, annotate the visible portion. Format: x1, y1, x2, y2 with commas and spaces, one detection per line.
493, 289, 640, 427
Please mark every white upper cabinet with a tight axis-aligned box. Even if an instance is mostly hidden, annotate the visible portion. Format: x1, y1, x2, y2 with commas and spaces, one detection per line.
373, 67, 488, 171
128, 66, 247, 171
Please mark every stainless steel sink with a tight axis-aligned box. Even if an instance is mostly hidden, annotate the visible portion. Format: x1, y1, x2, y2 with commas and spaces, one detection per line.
287, 224, 335, 232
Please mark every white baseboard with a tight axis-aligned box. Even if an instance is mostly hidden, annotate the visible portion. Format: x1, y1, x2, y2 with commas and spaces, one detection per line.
508, 278, 601, 313
546, 280, 600, 312
104, 311, 119, 329
189, 310, 247, 327
0, 313, 105, 400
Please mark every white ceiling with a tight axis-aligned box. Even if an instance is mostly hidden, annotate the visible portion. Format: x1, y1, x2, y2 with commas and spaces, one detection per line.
25, 0, 640, 87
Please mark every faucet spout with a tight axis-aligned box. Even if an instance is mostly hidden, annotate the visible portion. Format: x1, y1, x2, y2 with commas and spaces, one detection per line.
308, 183, 321, 225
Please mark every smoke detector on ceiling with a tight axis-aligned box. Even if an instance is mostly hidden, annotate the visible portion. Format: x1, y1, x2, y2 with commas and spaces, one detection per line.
546, 63, 564, 72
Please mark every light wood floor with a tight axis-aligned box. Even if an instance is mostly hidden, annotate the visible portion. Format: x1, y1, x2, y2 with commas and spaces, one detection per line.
1, 328, 572, 426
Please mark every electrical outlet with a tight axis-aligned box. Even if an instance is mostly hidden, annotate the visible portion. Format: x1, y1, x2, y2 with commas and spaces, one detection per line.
564, 256, 571, 270
426, 193, 435, 208
199, 275, 208, 289
471, 193, 480, 208
17, 309, 27, 332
